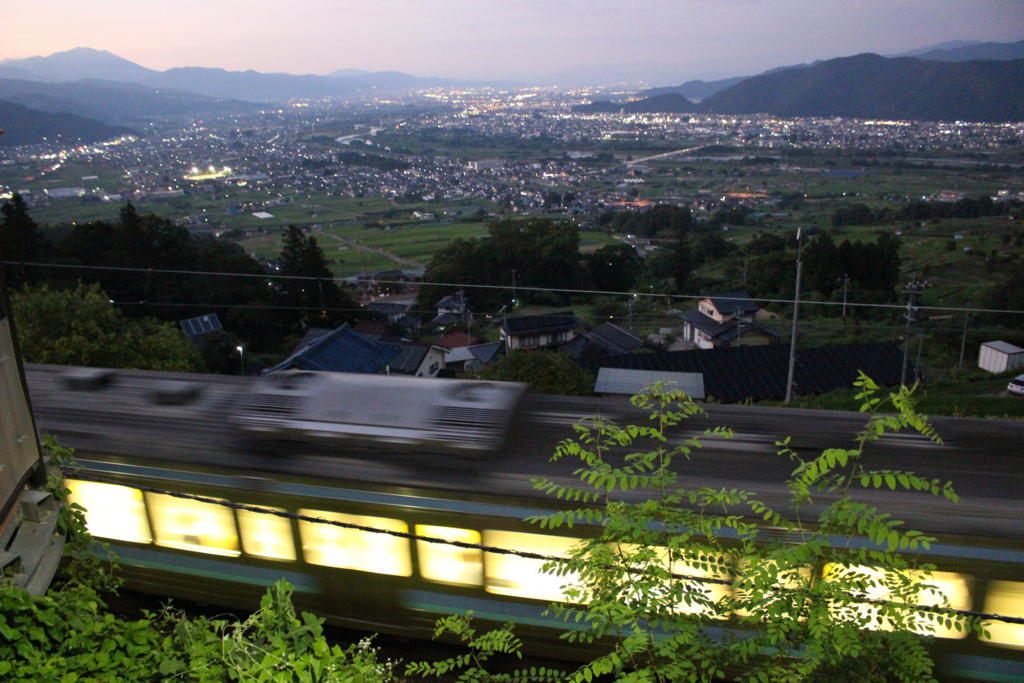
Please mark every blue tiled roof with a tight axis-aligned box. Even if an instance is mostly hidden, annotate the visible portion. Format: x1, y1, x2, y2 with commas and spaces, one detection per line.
267, 324, 399, 374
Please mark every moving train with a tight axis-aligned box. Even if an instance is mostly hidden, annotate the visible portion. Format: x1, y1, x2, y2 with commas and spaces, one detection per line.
63, 453, 1024, 680
233, 370, 525, 456
23, 364, 1024, 679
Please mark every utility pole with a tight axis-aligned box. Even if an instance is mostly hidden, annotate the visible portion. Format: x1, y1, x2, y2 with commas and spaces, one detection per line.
915, 330, 924, 383
958, 302, 971, 370
734, 307, 743, 347
627, 294, 637, 332
900, 278, 927, 386
784, 228, 803, 404
841, 273, 850, 319
511, 269, 517, 309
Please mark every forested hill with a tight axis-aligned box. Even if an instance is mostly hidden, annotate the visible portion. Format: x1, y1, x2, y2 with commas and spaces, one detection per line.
700, 54, 1024, 122
0, 100, 135, 146
575, 54, 1024, 122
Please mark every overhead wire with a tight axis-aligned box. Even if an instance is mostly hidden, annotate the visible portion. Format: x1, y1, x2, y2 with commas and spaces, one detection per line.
6, 260, 1024, 317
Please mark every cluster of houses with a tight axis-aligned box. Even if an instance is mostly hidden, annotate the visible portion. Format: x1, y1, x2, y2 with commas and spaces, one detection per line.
207, 283, 905, 403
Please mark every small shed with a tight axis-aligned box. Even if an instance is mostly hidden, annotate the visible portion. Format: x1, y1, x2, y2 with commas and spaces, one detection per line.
978, 341, 1024, 374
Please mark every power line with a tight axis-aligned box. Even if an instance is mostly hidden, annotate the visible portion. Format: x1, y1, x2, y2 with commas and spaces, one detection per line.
64, 469, 1024, 627
7, 260, 1024, 317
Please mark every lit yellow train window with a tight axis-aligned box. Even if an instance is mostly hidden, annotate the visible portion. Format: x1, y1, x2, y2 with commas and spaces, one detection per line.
982, 580, 1024, 649
611, 544, 733, 618
416, 525, 482, 586
145, 492, 240, 557
298, 510, 411, 576
823, 564, 970, 638
483, 530, 580, 602
66, 480, 151, 544
238, 506, 295, 561
733, 559, 809, 620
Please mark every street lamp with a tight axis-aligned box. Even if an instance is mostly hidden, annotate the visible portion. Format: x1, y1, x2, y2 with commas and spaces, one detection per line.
236, 345, 245, 375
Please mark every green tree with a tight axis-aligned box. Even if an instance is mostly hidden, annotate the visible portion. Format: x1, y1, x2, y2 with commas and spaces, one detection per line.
0, 193, 46, 287
417, 218, 583, 313
473, 351, 593, 396
518, 376, 972, 682
803, 232, 841, 298
277, 225, 357, 331
587, 244, 643, 293
12, 282, 201, 371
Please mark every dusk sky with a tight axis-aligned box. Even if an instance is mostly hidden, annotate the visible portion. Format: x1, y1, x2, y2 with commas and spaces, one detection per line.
7, 0, 1024, 84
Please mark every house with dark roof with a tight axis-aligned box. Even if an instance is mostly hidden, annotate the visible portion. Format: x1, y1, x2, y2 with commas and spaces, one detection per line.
680, 290, 780, 349
267, 324, 399, 375
445, 341, 505, 373
431, 293, 469, 328
499, 312, 578, 352
367, 301, 410, 323
564, 322, 645, 359
437, 329, 482, 350
351, 319, 388, 340
381, 341, 447, 378
588, 341, 906, 403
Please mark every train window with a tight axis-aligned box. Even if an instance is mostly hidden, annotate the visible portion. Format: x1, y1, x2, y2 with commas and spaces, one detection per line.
238, 506, 296, 561
298, 510, 411, 577
612, 544, 733, 618
415, 525, 483, 586
145, 492, 240, 557
981, 580, 1024, 649
823, 565, 970, 638
483, 530, 581, 602
66, 480, 151, 544
733, 560, 812, 620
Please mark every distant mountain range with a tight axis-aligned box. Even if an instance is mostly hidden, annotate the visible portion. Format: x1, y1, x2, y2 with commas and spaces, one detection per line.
897, 39, 1024, 62
0, 47, 473, 103
575, 51, 1024, 122
2, 42, 1023, 146
0, 100, 135, 147
700, 53, 1024, 121
633, 39, 1024, 103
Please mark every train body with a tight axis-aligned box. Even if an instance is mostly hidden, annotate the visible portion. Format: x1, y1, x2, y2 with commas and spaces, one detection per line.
234, 371, 526, 456
62, 454, 1024, 681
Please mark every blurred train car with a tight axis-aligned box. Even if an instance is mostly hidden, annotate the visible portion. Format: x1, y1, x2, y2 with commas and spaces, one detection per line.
233, 371, 526, 456
64, 454, 1024, 681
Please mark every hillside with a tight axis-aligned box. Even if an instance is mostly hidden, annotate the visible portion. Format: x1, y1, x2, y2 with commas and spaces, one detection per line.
0, 100, 135, 146
0, 78, 259, 124
638, 76, 746, 101
572, 92, 697, 115
700, 54, 1024, 122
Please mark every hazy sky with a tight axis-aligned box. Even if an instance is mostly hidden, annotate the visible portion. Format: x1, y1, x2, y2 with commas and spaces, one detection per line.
7, 0, 1024, 84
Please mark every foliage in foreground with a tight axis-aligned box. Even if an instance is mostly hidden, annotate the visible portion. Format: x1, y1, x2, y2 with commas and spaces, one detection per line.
418, 375, 978, 682
0, 440, 394, 682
